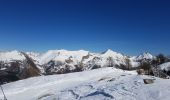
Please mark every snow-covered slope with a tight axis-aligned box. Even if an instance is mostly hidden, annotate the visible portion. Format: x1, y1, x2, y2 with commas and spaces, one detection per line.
159, 62, 170, 71
0, 67, 170, 100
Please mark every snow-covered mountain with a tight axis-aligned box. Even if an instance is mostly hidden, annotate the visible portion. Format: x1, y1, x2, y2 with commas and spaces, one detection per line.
0, 50, 25, 62
133, 52, 155, 61
0, 49, 156, 81
39, 49, 89, 64
129, 52, 156, 68
0, 51, 42, 82
0, 50, 156, 72
1, 67, 170, 100
26, 52, 41, 64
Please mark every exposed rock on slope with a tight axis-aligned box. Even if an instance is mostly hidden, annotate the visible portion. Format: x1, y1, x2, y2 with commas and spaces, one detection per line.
19, 52, 41, 79
0, 51, 41, 84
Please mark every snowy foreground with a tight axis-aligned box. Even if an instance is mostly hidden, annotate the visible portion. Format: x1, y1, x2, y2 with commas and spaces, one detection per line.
0, 67, 170, 100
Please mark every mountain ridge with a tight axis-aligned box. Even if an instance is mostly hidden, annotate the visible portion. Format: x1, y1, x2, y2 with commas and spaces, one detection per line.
0, 49, 157, 84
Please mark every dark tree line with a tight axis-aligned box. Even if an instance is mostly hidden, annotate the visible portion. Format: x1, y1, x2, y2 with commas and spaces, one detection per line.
152, 54, 170, 65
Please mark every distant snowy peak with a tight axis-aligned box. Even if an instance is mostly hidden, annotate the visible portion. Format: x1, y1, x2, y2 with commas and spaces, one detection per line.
101, 49, 125, 59
26, 52, 41, 58
135, 52, 155, 61
39, 49, 89, 64
26, 52, 42, 64
0, 50, 25, 61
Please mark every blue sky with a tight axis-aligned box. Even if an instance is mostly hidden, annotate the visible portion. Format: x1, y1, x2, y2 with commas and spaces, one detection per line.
0, 0, 170, 55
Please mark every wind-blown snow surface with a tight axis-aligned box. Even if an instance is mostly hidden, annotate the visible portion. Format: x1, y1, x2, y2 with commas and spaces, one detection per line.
0, 67, 170, 100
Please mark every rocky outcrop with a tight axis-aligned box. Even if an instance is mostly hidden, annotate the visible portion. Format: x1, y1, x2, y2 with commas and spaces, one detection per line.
19, 52, 41, 79
143, 79, 154, 84
0, 52, 41, 84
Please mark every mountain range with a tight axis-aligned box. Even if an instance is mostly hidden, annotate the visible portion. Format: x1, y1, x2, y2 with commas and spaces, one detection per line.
0, 49, 155, 83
